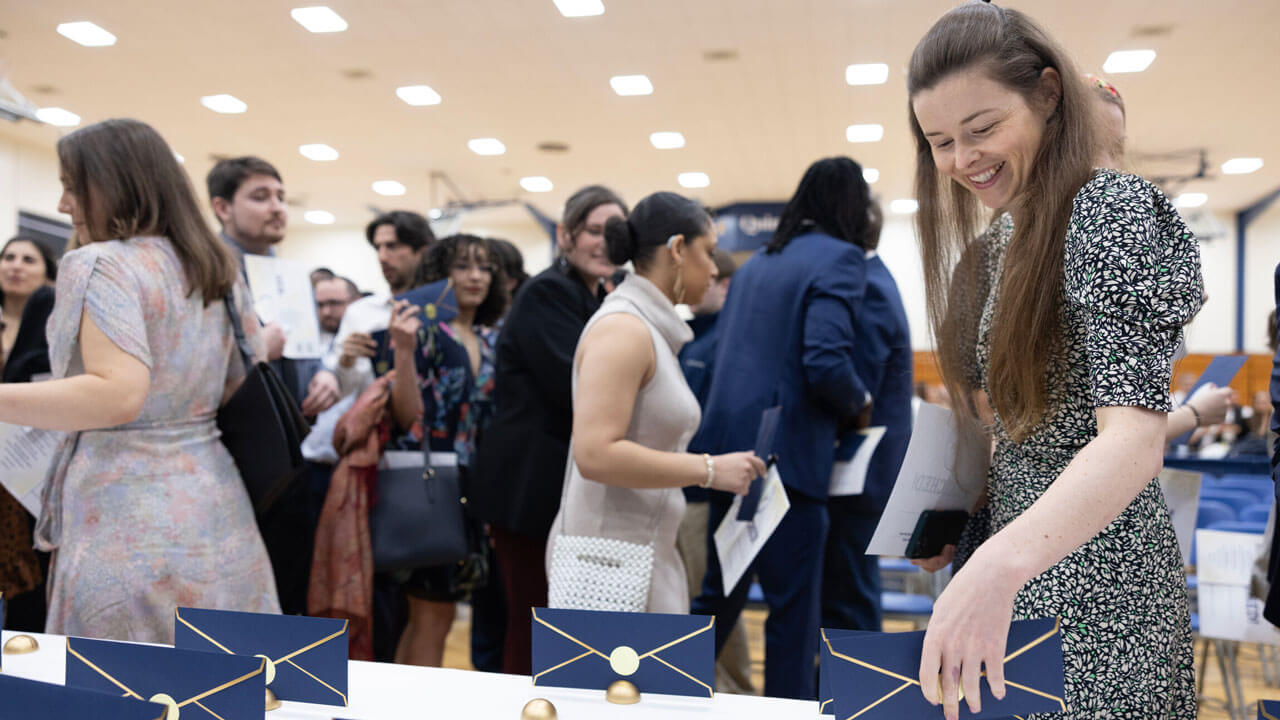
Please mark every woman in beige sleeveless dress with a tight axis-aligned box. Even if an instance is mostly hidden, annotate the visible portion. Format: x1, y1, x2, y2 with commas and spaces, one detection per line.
546, 192, 764, 613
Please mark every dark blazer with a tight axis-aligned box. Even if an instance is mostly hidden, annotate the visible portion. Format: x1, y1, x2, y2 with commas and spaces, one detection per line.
680, 312, 721, 502
1265, 262, 1280, 625
697, 232, 869, 501
832, 254, 913, 512
1, 285, 54, 384
470, 261, 605, 537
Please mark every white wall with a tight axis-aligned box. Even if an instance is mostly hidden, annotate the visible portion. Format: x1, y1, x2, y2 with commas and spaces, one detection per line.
0, 132, 65, 240
1243, 201, 1280, 354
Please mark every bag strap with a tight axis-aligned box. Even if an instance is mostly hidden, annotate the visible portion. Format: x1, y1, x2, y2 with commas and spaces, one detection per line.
223, 291, 255, 372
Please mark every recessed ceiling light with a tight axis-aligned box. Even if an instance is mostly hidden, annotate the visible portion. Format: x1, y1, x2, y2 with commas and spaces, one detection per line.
468, 138, 506, 156
56, 21, 116, 47
678, 172, 710, 189
846, 124, 884, 143
1221, 157, 1264, 175
290, 6, 348, 33
650, 131, 686, 149
890, 198, 918, 215
553, 0, 604, 17
200, 94, 247, 114
428, 208, 443, 220
299, 143, 339, 161
1103, 49, 1156, 74
863, 168, 880, 184
610, 75, 653, 96
35, 107, 81, 127
396, 85, 441, 106
1174, 192, 1207, 208
304, 210, 336, 224
372, 180, 406, 196
520, 176, 554, 193
845, 63, 889, 86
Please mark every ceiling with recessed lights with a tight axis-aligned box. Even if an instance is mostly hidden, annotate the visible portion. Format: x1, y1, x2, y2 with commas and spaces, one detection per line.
1, 0, 1278, 227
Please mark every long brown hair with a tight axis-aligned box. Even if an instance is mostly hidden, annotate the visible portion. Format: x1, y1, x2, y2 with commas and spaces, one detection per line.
57, 118, 238, 304
908, 3, 1098, 440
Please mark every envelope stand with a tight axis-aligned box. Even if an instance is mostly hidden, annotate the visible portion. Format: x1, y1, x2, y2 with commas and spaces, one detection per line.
606, 680, 641, 704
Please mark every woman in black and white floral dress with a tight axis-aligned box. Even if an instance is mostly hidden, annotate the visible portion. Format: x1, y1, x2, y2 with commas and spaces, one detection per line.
905, 4, 1201, 718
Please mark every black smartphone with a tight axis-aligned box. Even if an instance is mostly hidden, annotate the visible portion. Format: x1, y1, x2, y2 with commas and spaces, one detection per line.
904, 509, 970, 559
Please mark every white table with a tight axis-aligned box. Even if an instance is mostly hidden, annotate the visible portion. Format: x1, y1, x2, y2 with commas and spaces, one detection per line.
1, 631, 817, 719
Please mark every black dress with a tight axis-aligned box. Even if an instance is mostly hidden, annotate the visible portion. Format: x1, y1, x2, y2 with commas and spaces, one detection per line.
974, 171, 1200, 717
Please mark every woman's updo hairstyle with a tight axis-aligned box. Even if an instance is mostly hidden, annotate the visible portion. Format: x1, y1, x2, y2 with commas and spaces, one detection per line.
603, 191, 713, 269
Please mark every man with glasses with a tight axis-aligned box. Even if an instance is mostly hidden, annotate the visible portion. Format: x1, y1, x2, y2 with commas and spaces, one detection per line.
313, 275, 360, 356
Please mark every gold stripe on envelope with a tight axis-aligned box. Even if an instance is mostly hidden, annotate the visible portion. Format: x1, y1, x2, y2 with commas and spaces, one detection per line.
65, 640, 146, 700
821, 619, 1066, 720
1261, 703, 1280, 720
174, 611, 349, 705
175, 659, 264, 708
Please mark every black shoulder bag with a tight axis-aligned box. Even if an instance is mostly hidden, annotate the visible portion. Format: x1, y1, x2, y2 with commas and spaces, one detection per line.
217, 293, 310, 516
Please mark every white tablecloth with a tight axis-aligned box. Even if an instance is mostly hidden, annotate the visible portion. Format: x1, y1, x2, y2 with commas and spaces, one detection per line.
1, 630, 817, 719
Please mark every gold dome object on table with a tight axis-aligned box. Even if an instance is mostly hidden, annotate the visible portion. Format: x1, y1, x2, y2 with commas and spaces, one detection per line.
3, 634, 39, 655
265, 688, 282, 711
520, 698, 558, 719
606, 679, 641, 705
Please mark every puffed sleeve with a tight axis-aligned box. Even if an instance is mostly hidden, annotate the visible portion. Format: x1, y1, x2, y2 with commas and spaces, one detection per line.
1063, 173, 1204, 412
48, 243, 152, 374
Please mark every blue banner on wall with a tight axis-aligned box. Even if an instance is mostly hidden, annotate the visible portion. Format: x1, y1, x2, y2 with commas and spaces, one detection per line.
714, 202, 785, 253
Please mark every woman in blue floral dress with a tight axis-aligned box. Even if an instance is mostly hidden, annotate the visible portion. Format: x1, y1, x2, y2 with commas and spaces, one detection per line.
387, 234, 509, 666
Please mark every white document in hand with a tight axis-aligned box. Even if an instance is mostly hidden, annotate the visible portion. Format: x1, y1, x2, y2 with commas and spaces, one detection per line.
243, 254, 324, 359
0, 422, 64, 515
828, 426, 886, 496
865, 402, 989, 556
1158, 469, 1202, 566
714, 465, 791, 593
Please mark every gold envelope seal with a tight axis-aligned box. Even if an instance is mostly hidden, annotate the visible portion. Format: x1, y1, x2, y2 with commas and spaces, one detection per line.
820, 619, 1066, 720
66, 639, 265, 720
531, 609, 715, 697
174, 609, 349, 705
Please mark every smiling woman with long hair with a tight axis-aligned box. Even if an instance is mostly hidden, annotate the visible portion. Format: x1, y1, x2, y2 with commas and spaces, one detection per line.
0, 118, 279, 642
905, 4, 1201, 718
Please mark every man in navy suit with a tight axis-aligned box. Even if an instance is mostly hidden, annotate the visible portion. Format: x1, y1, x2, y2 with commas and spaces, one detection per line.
692, 157, 873, 700
1264, 262, 1280, 626
821, 200, 913, 632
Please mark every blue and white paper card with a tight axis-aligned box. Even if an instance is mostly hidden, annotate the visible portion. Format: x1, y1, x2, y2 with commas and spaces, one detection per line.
531, 607, 715, 698
64, 637, 264, 720
0, 675, 167, 720
174, 607, 349, 706
737, 405, 781, 520
826, 617, 1065, 719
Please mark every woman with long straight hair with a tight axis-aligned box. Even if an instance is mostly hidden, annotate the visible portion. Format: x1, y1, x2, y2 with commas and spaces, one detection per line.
0, 118, 279, 642
906, 4, 1200, 717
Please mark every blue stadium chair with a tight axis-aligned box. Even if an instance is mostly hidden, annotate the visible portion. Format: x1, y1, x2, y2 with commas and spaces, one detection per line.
1200, 488, 1266, 514
1240, 504, 1272, 525
1214, 476, 1274, 504
1196, 499, 1236, 529
881, 591, 934, 630
1206, 520, 1268, 534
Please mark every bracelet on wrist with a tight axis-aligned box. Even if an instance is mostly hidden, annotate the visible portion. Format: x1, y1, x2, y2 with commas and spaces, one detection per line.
702, 453, 715, 489
1186, 404, 1203, 427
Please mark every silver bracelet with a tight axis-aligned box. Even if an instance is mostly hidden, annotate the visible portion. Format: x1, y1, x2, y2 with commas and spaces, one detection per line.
702, 453, 715, 489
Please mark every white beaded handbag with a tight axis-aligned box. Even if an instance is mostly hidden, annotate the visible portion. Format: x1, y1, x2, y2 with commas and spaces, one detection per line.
548, 534, 655, 612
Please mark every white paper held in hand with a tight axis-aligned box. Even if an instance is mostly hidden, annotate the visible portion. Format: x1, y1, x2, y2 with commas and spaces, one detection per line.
0, 422, 64, 515
714, 464, 790, 593
828, 426, 886, 496
243, 254, 324, 359
865, 402, 989, 556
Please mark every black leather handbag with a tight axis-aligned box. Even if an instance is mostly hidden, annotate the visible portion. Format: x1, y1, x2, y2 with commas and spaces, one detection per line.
371, 451, 469, 572
217, 293, 310, 516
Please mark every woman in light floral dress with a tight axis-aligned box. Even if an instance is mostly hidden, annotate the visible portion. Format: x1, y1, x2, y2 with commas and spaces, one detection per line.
0, 118, 278, 643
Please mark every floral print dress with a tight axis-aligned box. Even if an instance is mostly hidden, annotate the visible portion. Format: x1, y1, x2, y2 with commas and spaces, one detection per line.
974, 171, 1201, 717
415, 320, 497, 468
37, 237, 279, 643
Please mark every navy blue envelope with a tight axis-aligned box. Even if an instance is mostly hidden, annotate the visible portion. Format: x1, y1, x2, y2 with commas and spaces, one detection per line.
174, 607, 349, 706
736, 405, 782, 520
826, 617, 1065, 719
64, 637, 264, 719
1171, 354, 1249, 445
372, 278, 458, 377
531, 608, 715, 697
1260, 699, 1280, 720
0, 675, 167, 720
820, 628, 875, 716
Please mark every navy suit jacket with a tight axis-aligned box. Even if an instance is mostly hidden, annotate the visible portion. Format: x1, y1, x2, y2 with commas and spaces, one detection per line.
832, 255, 913, 512
680, 312, 721, 502
697, 232, 869, 501
1265, 261, 1280, 625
